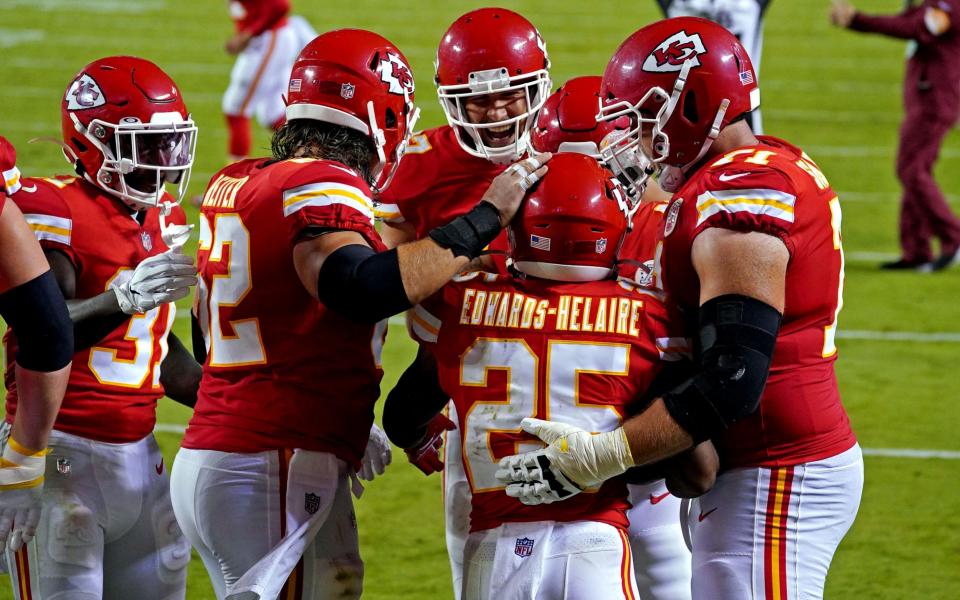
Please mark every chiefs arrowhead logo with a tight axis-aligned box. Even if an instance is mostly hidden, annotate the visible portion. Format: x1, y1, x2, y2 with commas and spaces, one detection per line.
66, 74, 106, 110
378, 52, 415, 96
643, 31, 707, 73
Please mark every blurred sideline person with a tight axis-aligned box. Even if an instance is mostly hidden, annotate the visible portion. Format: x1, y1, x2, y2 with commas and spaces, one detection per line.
499, 18, 863, 599
657, 0, 772, 133
377, 9, 551, 598
223, 0, 316, 161
528, 75, 693, 600
2, 57, 201, 599
171, 29, 549, 600
0, 136, 73, 580
387, 153, 716, 600
831, 0, 960, 271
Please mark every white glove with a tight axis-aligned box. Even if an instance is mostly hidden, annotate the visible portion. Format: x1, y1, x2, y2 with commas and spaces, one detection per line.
495, 418, 635, 506
159, 202, 194, 251
111, 251, 197, 314
358, 424, 392, 482
0, 438, 47, 551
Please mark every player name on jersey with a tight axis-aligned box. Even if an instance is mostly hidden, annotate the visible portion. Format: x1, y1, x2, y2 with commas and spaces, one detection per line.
457, 282, 651, 338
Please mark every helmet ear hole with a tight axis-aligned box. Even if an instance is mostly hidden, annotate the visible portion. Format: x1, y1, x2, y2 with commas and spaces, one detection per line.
385, 108, 397, 128
682, 89, 699, 124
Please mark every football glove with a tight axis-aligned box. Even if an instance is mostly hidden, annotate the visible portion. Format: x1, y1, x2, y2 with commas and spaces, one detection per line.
111, 251, 197, 314
495, 418, 634, 506
358, 424, 392, 482
0, 438, 47, 551
404, 413, 456, 475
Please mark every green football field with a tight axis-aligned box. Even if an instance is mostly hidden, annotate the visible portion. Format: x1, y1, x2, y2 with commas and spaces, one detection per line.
3, 0, 960, 598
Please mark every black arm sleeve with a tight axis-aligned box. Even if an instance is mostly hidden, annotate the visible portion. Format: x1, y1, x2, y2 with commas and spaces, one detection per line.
662, 294, 781, 443
382, 346, 451, 448
316, 244, 412, 324
0, 270, 73, 371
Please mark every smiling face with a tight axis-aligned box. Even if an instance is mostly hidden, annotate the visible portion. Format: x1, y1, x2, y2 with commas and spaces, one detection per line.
462, 89, 529, 148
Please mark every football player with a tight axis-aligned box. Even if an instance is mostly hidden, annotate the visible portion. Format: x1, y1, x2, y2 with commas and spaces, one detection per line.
656, 0, 772, 133
0, 136, 73, 562
376, 9, 552, 596
499, 18, 863, 600
222, 0, 317, 162
170, 29, 548, 600
392, 153, 708, 599
2, 58, 201, 599
530, 76, 693, 600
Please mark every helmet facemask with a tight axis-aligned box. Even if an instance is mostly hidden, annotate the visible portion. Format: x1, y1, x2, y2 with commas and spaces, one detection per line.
437, 66, 551, 165
368, 88, 420, 195
73, 112, 197, 210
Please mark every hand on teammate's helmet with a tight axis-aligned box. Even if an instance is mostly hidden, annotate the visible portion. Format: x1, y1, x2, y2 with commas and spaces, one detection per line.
111, 251, 197, 314
480, 153, 551, 226
404, 413, 456, 475
358, 424, 392, 481
0, 439, 48, 551
495, 418, 635, 505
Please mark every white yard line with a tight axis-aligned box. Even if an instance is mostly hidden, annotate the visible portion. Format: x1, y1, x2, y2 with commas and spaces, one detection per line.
0, 29, 44, 48
2, 0, 165, 13
150, 423, 960, 460
838, 330, 960, 343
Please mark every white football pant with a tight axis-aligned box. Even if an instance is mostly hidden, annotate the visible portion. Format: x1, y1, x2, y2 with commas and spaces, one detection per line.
222, 15, 317, 127
462, 520, 640, 600
443, 401, 471, 600
2, 425, 189, 600
690, 444, 863, 599
170, 447, 362, 600
627, 480, 692, 600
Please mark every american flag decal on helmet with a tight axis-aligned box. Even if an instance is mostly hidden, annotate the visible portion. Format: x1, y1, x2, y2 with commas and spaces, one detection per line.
530, 234, 551, 251
739, 70, 754, 86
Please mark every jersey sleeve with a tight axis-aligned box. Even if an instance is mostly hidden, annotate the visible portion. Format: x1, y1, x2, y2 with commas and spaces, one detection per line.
279, 160, 381, 247
375, 132, 435, 226
11, 181, 78, 266
0, 136, 21, 195
692, 166, 798, 251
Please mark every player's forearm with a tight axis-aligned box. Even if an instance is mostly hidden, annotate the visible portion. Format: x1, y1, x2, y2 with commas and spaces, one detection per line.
67, 293, 131, 350
9, 364, 70, 450
850, 9, 927, 41
159, 334, 201, 408
397, 239, 470, 306
622, 399, 696, 466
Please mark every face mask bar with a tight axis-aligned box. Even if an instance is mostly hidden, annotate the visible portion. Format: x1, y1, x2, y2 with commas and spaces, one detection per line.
368, 89, 421, 195
75, 114, 197, 209
437, 68, 551, 164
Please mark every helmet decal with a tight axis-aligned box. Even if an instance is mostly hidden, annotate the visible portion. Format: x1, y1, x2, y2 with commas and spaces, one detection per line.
66, 74, 106, 110
378, 52, 415, 96
643, 31, 708, 73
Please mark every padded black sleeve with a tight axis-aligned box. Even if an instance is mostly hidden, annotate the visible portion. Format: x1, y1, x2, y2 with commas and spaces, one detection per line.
316, 244, 412, 324
428, 201, 502, 259
382, 347, 450, 448
0, 270, 73, 371
662, 294, 782, 443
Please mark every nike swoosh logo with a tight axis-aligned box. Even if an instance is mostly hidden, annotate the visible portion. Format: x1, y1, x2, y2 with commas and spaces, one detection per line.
718, 172, 750, 182
699, 507, 718, 521
155, 458, 164, 475
649, 492, 671, 505
20, 184, 37, 193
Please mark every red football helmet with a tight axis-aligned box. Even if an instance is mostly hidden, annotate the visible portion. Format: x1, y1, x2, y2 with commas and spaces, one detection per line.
285, 29, 419, 193
435, 8, 551, 163
598, 17, 760, 190
509, 153, 631, 282
0, 136, 21, 195
61, 56, 197, 209
530, 76, 611, 160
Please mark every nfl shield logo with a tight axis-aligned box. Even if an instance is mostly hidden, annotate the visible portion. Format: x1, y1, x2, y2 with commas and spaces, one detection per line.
595, 238, 607, 254
514, 537, 535, 558
341, 83, 356, 100
305, 492, 321, 515
140, 231, 153, 251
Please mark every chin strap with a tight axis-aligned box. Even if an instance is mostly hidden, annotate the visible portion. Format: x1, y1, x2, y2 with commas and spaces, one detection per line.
659, 97, 732, 193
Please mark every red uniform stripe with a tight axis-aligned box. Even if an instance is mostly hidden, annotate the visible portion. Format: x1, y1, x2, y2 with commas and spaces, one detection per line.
617, 529, 636, 600
763, 467, 794, 600
15, 546, 33, 600
777, 467, 795, 600
238, 30, 277, 116
276, 449, 305, 600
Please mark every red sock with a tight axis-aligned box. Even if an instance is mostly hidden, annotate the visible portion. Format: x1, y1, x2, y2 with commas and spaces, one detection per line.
225, 114, 251, 159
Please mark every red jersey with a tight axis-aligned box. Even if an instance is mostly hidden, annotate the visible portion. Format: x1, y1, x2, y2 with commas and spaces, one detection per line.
656, 136, 857, 469
377, 126, 511, 269
618, 200, 667, 285
4, 177, 184, 443
413, 272, 687, 532
229, 0, 289, 36
183, 158, 387, 467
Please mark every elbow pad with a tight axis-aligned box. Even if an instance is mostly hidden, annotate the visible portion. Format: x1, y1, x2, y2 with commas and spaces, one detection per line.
0, 270, 73, 372
316, 245, 412, 324
663, 294, 781, 443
